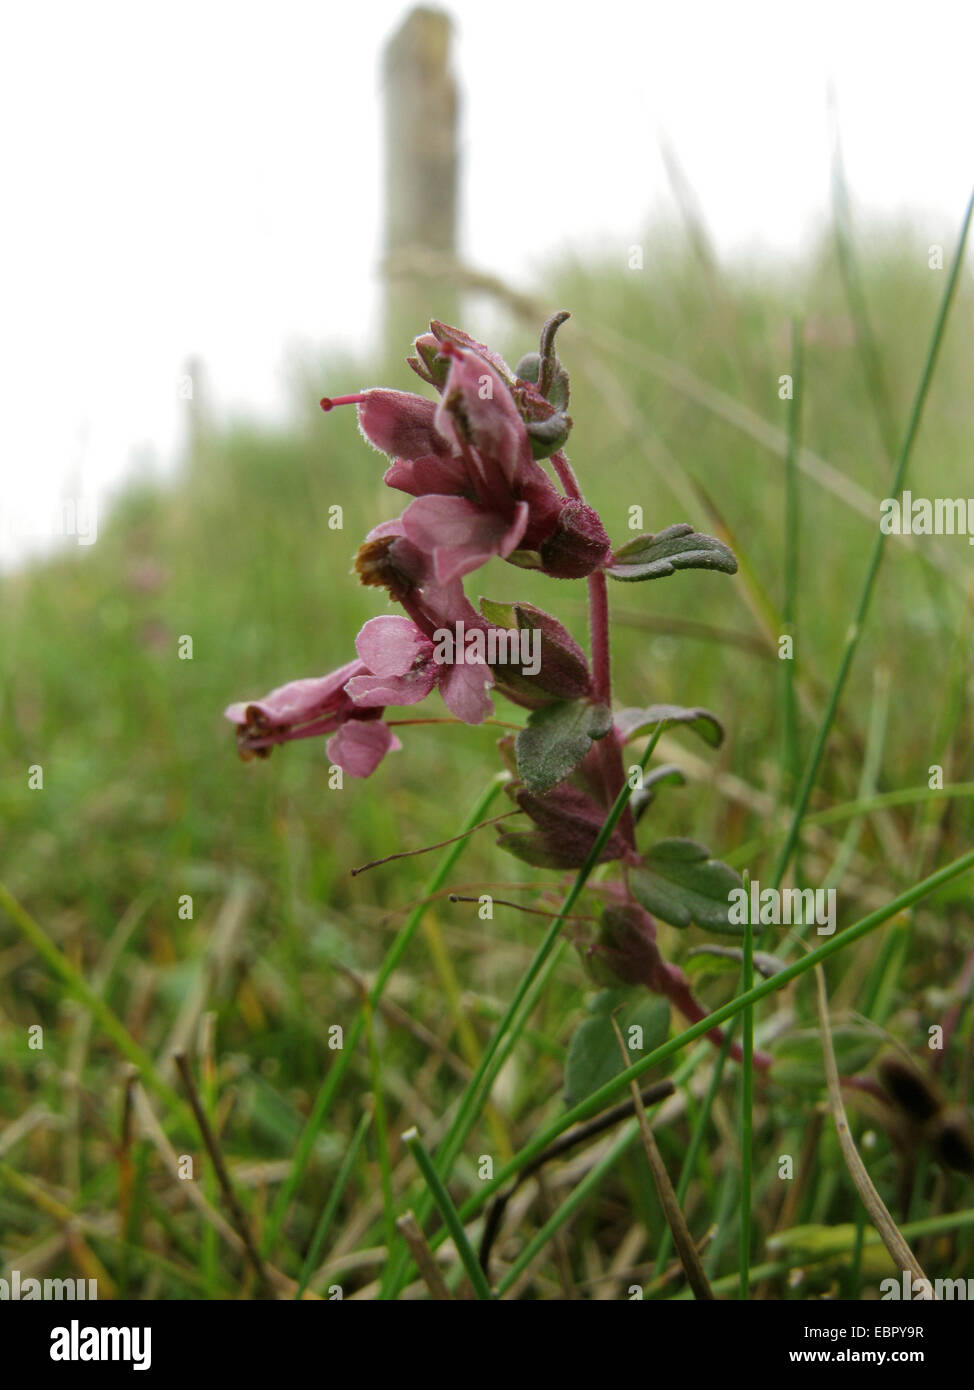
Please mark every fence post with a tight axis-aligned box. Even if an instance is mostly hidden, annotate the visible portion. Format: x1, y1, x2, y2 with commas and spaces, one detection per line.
382, 7, 460, 359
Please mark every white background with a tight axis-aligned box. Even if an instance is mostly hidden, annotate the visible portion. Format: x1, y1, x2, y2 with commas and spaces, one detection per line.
2, 0, 971, 564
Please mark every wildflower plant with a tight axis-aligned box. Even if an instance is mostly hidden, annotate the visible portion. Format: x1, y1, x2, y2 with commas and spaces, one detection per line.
226, 311, 759, 1083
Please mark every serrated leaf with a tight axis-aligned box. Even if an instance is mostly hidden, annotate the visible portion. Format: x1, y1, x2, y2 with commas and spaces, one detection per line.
564, 993, 670, 1106
515, 700, 612, 793
616, 704, 724, 750
630, 839, 743, 933
607, 524, 737, 582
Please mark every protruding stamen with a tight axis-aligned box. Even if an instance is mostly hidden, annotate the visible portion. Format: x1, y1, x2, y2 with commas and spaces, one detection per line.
320, 393, 368, 412
449, 894, 601, 924
349, 812, 518, 875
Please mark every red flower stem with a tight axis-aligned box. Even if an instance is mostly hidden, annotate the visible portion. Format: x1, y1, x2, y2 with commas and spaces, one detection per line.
550, 449, 582, 500
647, 953, 773, 1070
550, 450, 632, 844
587, 568, 611, 706
588, 544, 636, 847
549, 453, 609, 699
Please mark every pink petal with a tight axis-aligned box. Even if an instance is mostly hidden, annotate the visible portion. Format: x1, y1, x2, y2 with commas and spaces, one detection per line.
402, 495, 530, 585
345, 668, 435, 708
429, 322, 515, 382
358, 390, 448, 460
354, 615, 433, 678
326, 720, 401, 778
366, 516, 406, 541
224, 660, 365, 730
384, 453, 470, 497
434, 354, 531, 488
438, 660, 495, 725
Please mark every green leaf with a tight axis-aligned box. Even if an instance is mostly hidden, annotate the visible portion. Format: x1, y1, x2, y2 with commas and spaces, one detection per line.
685, 944, 787, 980
630, 839, 743, 933
630, 764, 686, 824
515, 700, 612, 793
563, 991, 670, 1106
616, 704, 724, 750
771, 1027, 884, 1087
479, 597, 517, 627
607, 524, 737, 582
504, 548, 543, 571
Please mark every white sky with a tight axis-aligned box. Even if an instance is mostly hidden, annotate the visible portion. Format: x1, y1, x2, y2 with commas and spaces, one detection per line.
2, 0, 972, 564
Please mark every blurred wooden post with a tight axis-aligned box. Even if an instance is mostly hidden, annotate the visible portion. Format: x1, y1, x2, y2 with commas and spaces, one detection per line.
382, 7, 459, 360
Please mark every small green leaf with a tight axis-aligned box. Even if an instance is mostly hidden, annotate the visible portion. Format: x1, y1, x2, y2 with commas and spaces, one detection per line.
515, 699, 612, 793
504, 548, 543, 570
686, 944, 787, 979
630, 764, 686, 824
616, 704, 724, 750
771, 1027, 884, 1087
479, 597, 517, 627
630, 839, 743, 933
607, 524, 737, 582
564, 992, 670, 1106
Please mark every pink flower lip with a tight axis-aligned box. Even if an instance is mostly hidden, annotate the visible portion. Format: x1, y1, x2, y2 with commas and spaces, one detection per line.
345, 615, 437, 709
326, 720, 401, 778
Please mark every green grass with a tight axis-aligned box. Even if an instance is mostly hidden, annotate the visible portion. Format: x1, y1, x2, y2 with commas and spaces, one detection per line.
2, 207, 974, 1300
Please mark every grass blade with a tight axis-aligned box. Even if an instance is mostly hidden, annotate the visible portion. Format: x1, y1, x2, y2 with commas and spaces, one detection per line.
770, 187, 974, 892
401, 1127, 493, 1300
262, 773, 506, 1255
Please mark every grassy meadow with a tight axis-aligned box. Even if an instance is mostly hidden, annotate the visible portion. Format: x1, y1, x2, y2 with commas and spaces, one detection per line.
2, 216, 974, 1299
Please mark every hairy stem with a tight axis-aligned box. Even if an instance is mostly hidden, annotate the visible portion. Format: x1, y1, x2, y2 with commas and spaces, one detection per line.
549, 449, 631, 845
586, 565, 635, 848
587, 568, 612, 705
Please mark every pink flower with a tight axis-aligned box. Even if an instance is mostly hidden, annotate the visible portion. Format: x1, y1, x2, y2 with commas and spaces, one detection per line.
225, 599, 499, 777
344, 616, 437, 708
349, 578, 495, 726
225, 660, 400, 778
321, 325, 610, 584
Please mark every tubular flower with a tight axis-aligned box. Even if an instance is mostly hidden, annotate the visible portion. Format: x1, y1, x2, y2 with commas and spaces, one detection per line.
224, 661, 400, 777
347, 612, 494, 727
353, 520, 496, 723
320, 323, 610, 584
228, 310, 754, 1086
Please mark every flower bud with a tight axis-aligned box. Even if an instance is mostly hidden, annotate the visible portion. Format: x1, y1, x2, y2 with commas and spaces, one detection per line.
480, 598, 592, 708
408, 332, 451, 390
539, 501, 612, 578
596, 903, 660, 986
497, 781, 630, 870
